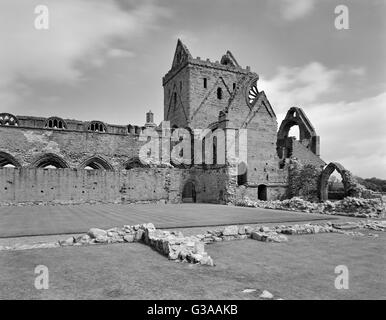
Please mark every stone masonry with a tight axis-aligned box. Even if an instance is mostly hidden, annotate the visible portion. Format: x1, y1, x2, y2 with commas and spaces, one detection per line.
0, 40, 370, 205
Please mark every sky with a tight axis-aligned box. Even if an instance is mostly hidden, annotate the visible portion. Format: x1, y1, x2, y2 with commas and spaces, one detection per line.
0, 0, 385, 178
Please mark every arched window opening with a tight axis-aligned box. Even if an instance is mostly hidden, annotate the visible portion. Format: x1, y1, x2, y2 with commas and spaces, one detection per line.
203, 78, 207, 89
45, 117, 67, 130
0, 113, 18, 126
80, 156, 113, 170
202, 129, 225, 165
87, 121, 106, 133
0, 152, 21, 168
217, 87, 222, 100
288, 125, 300, 140
31, 153, 69, 169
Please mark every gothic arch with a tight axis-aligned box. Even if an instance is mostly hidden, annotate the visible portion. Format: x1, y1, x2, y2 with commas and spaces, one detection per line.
86, 121, 107, 133
277, 107, 320, 158
182, 180, 197, 203
319, 162, 356, 201
45, 117, 67, 129
79, 155, 114, 170
0, 151, 22, 168
0, 113, 18, 126
30, 153, 69, 169
278, 107, 316, 141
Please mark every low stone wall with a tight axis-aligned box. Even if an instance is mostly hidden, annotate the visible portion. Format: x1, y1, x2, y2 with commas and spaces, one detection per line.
233, 196, 385, 218
1, 220, 384, 254
195, 220, 385, 243
59, 223, 215, 266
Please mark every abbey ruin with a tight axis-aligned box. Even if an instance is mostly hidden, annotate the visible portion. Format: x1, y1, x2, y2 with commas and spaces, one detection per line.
0, 40, 373, 205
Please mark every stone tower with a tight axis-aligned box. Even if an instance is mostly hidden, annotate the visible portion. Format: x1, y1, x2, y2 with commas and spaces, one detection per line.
163, 39, 258, 129
145, 110, 156, 128
163, 40, 286, 200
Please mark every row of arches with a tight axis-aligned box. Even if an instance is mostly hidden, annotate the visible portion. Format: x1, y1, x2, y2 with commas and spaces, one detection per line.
0, 152, 148, 171
0, 113, 115, 133
0, 113, 18, 126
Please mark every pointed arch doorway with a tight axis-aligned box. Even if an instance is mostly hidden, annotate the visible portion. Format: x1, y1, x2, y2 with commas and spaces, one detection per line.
182, 181, 196, 203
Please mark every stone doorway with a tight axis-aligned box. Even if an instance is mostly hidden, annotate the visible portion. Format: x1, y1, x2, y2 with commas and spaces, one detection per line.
319, 162, 355, 201
182, 181, 196, 203
257, 184, 267, 201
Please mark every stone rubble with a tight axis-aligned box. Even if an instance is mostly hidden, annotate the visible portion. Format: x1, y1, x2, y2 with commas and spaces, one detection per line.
233, 196, 385, 218
259, 290, 274, 299
59, 223, 215, 266
250, 231, 288, 243
195, 219, 386, 244
1, 220, 384, 261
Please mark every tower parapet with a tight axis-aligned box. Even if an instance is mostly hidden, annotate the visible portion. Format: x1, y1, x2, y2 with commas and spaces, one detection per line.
145, 110, 156, 128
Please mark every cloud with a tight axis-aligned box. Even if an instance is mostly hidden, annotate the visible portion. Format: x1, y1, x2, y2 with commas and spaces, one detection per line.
108, 49, 136, 59
259, 62, 386, 178
278, 0, 316, 21
308, 92, 386, 178
259, 62, 341, 113
0, 0, 169, 108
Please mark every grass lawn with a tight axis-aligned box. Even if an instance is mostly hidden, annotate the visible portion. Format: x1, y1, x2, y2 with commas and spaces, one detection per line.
0, 230, 384, 300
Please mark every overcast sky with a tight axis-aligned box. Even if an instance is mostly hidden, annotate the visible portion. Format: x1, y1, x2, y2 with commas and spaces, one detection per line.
0, 0, 385, 178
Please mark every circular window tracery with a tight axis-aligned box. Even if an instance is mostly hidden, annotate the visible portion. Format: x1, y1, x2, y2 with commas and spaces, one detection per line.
246, 78, 259, 107
0, 113, 18, 126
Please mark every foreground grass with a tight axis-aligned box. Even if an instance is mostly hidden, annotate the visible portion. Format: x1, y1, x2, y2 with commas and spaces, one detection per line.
0, 231, 384, 300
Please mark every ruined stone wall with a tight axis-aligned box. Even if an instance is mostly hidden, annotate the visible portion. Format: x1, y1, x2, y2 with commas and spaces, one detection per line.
226, 83, 285, 189
15, 115, 138, 135
291, 140, 325, 168
234, 185, 288, 202
0, 126, 144, 169
0, 167, 228, 205
190, 166, 229, 203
